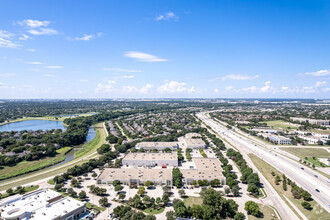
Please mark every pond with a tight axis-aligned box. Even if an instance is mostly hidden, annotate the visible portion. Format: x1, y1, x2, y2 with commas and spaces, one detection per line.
0, 120, 66, 132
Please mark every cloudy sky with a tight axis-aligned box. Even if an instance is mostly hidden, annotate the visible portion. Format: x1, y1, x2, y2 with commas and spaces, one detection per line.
0, 0, 329, 99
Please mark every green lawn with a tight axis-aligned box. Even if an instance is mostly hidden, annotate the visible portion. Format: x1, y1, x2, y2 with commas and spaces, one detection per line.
183, 196, 203, 207
0, 147, 71, 180
310, 129, 330, 135
248, 153, 329, 220
265, 120, 298, 130
305, 157, 329, 167
0, 185, 39, 199
280, 147, 330, 158
248, 204, 278, 220
86, 202, 106, 212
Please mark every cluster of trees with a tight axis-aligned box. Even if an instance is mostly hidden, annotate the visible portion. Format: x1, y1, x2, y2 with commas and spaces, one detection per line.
169, 187, 244, 220
226, 149, 261, 196
203, 130, 226, 150
199, 148, 207, 158
191, 179, 221, 187
113, 205, 156, 220
127, 193, 170, 211
172, 168, 183, 188
177, 148, 184, 162
89, 185, 107, 196
245, 201, 260, 217
185, 148, 192, 161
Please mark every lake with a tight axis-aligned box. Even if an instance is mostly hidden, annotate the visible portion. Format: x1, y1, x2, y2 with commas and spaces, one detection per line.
0, 120, 66, 132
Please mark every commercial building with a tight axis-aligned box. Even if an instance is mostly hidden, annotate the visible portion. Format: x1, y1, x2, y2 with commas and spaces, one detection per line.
185, 133, 202, 139
291, 117, 330, 126
184, 138, 206, 149
298, 136, 326, 145
97, 167, 173, 186
135, 142, 178, 151
0, 188, 86, 220
122, 152, 178, 167
268, 135, 291, 145
181, 158, 225, 185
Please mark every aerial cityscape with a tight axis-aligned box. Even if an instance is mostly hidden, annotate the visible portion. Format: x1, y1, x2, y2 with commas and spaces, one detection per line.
0, 1, 329, 220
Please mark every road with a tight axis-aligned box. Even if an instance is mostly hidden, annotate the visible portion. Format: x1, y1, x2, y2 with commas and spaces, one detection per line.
197, 112, 330, 214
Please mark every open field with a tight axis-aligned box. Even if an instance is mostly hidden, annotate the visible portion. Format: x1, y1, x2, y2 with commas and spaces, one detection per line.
183, 196, 203, 207
248, 204, 277, 220
0, 123, 107, 191
0, 147, 71, 180
248, 153, 329, 220
265, 120, 298, 130
280, 147, 330, 159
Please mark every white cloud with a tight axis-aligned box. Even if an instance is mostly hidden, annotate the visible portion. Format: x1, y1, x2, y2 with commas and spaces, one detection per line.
315, 81, 327, 87
225, 86, 233, 91
103, 68, 142, 73
19, 34, 31, 40
156, 12, 178, 21
95, 80, 116, 93
44, 65, 63, 69
214, 88, 219, 93
118, 75, 135, 79
43, 73, 54, 77
74, 32, 102, 41
241, 86, 257, 93
80, 79, 88, 82
260, 81, 271, 92
221, 74, 259, 81
0, 81, 7, 88
140, 84, 154, 94
26, 48, 35, 52
124, 51, 167, 62
0, 30, 21, 48
157, 81, 195, 93
304, 69, 330, 77
0, 73, 16, 77
25, 61, 42, 65
18, 19, 50, 28
28, 28, 58, 35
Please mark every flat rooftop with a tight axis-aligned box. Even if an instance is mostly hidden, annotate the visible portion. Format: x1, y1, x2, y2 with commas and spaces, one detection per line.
184, 138, 206, 147
181, 158, 224, 180
99, 167, 172, 181
123, 152, 178, 161
136, 142, 178, 149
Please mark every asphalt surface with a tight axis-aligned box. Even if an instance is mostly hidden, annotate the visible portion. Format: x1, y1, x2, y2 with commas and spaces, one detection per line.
197, 112, 330, 215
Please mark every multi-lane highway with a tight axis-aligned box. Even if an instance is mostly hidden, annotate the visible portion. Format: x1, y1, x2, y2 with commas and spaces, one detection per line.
197, 112, 330, 214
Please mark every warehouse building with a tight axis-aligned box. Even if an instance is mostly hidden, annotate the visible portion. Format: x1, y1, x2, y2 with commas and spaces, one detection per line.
0, 188, 86, 220
181, 158, 225, 185
184, 138, 206, 149
97, 167, 173, 186
122, 152, 178, 167
135, 142, 179, 151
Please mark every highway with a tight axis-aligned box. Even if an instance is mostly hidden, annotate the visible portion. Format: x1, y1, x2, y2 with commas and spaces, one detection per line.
197, 112, 330, 214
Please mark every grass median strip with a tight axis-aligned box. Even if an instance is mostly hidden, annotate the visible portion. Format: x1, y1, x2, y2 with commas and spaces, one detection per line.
248, 153, 329, 220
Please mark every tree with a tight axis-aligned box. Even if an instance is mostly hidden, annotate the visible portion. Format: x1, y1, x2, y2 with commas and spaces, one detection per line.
232, 185, 240, 197
118, 193, 126, 200
245, 201, 260, 217
92, 172, 97, 178
99, 197, 109, 207
115, 185, 124, 192
71, 177, 80, 188
210, 179, 220, 187
166, 211, 176, 220
191, 204, 203, 219
137, 186, 145, 196
178, 189, 186, 198
6, 188, 13, 195
301, 191, 312, 201
192, 180, 197, 186
79, 190, 87, 199
144, 181, 154, 189
172, 168, 182, 188
247, 183, 259, 195
234, 212, 246, 220
225, 187, 231, 196
112, 180, 121, 186
301, 201, 312, 210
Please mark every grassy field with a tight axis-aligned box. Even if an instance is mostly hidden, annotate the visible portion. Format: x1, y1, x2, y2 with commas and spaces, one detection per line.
310, 129, 330, 135
183, 196, 203, 207
248, 204, 277, 220
248, 153, 329, 220
0, 147, 71, 180
0, 185, 39, 199
305, 157, 329, 167
280, 147, 330, 159
0, 123, 107, 191
265, 120, 298, 130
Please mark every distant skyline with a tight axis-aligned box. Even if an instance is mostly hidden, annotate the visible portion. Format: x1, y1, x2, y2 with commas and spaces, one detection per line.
0, 0, 329, 99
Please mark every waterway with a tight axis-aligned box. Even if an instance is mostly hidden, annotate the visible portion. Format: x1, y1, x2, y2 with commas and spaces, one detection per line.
0, 120, 66, 132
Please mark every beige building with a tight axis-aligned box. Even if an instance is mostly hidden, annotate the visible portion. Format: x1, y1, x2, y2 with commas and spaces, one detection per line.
181, 158, 225, 185
0, 188, 86, 220
135, 142, 178, 151
185, 133, 202, 139
97, 167, 173, 186
122, 152, 178, 167
184, 138, 206, 149
291, 117, 330, 126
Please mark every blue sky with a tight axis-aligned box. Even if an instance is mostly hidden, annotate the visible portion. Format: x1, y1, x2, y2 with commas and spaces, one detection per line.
0, 0, 329, 99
